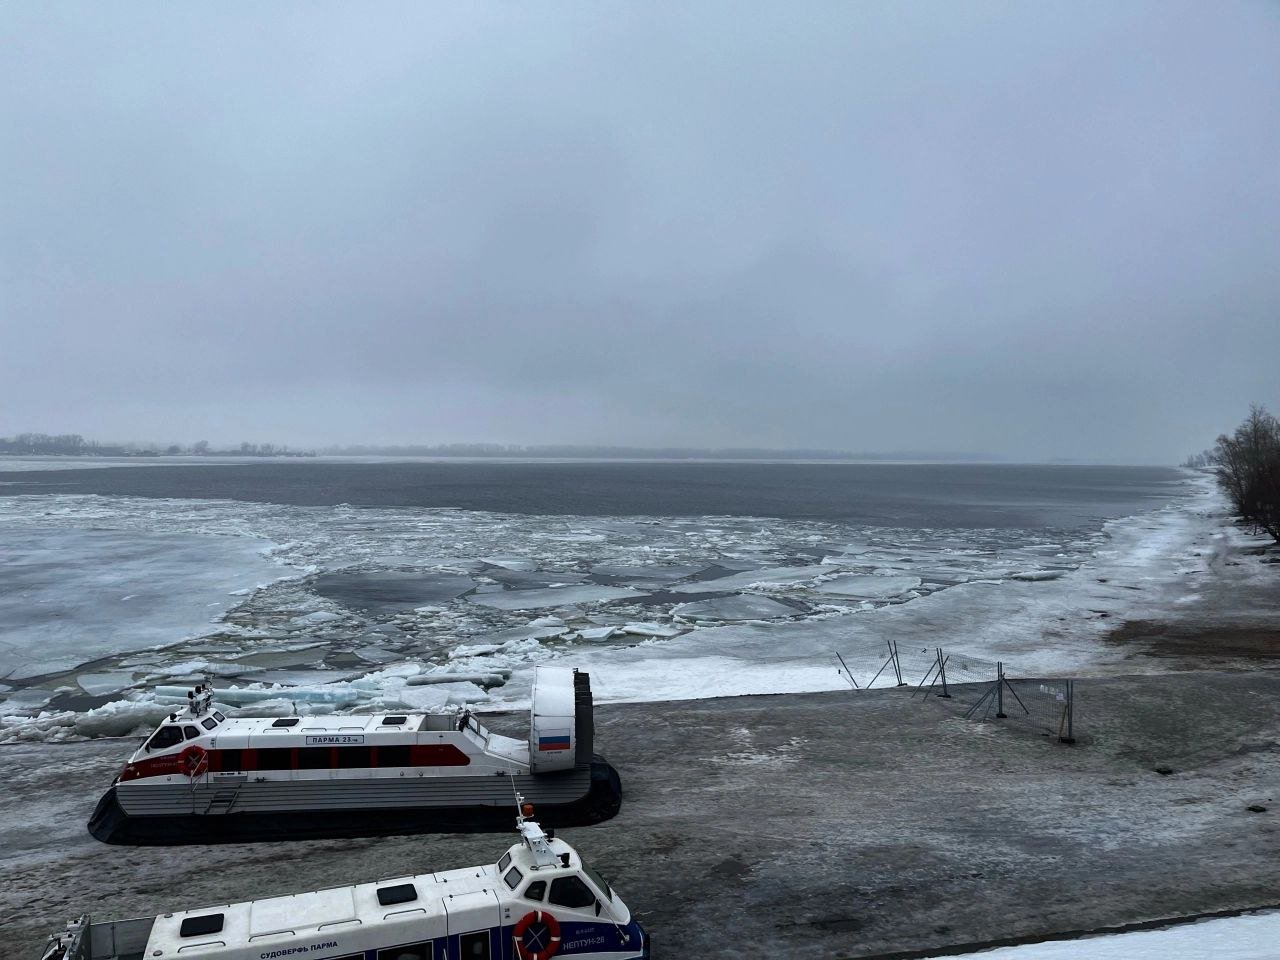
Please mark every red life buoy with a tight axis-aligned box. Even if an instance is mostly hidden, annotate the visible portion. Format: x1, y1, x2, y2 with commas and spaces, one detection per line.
179, 744, 208, 777
512, 910, 561, 960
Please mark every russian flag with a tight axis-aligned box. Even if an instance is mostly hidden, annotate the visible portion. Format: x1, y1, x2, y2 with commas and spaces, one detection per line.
538, 735, 571, 751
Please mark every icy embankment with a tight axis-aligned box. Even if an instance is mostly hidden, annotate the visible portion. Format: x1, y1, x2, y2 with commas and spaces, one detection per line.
569, 473, 1249, 703
0, 471, 1249, 741
927, 910, 1280, 960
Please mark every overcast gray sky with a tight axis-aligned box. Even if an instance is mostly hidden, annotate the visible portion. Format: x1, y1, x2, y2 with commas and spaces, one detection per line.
2, 2, 1278, 462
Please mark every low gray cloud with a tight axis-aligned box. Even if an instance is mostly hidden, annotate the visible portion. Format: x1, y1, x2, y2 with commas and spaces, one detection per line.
3, 2, 1278, 462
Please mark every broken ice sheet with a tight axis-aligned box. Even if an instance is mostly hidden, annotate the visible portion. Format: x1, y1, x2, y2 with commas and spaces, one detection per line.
486, 568, 589, 588
589, 562, 709, 585
814, 574, 923, 599
0, 525, 281, 683
0, 688, 55, 712
313, 571, 474, 612
3, 658, 84, 682
618, 622, 684, 639
673, 595, 800, 622
353, 645, 401, 664
248, 669, 360, 686
75, 672, 137, 696
668, 565, 836, 594
467, 585, 644, 611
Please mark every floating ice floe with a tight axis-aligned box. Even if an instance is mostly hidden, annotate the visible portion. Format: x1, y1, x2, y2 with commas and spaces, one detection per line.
590, 562, 709, 583
156, 683, 359, 707
814, 574, 923, 599
249, 669, 361, 686
75, 672, 137, 697
0, 695, 175, 743
4, 658, 85, 682
0, 526, 284, 683
618, 622, 684, 639
405, 670, 511, 687
480, 557, 538, 570
392, 684, 451, 711
0, 688, 56, 712
673, 595, 800, 622
1007, 569, 1070, 582
354, 645, 401, 663
669, 565, 836, 594
289, 610, 344, 626
467, 584, 645, 610
391, 681, 489, 710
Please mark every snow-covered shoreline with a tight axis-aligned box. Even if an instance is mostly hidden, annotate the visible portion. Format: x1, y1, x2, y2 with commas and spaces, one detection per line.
925, 909, 1280, 960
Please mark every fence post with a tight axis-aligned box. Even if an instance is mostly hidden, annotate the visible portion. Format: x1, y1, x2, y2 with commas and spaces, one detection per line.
892, 640, 905, 686
995, 661, 1007, 718
835, 650, 859, 690
1060, 679, 1075, 743
936, 648, 951, 698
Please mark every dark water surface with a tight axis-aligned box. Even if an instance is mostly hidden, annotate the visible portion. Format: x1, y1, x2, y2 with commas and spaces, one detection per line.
0, 461, 1184, 530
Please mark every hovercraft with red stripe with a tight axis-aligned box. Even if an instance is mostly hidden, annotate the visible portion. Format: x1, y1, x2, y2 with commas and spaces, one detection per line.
88, 667, 622, 845
45, 798, 649, 960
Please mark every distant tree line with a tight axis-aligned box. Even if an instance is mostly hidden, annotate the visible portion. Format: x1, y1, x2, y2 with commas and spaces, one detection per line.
0, 433, 313, 458
1209, 405, 1280, 541
320, 442, 993, 461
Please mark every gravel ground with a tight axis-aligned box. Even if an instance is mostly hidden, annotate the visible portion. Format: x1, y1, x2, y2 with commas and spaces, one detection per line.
4, 669, 1280, 959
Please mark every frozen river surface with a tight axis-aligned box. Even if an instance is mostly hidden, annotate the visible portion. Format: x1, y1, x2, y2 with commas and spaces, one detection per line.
0, 527, 281, 683
0, 460, 1255, 742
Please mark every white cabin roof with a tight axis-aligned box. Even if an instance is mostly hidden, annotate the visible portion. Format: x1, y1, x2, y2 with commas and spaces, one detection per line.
214, 714, 429, 735
144, 834, 611, 957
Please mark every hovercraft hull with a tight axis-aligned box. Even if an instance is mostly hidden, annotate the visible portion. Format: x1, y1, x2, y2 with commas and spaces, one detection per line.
89, 757, 622, 845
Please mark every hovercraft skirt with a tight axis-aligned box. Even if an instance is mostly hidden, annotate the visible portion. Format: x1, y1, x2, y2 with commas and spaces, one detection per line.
88, 758, 622, 845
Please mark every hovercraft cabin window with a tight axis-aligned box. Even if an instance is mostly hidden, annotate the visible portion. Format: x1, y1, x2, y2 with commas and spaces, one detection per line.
377, 745, 411, 767
503, 866, 523, 890
376, 942, 432, 960
523, 880, 546, 902
299, 747, 329, 770
460, 931, 491, 959
548, 876, 596, 909
221, 745, 457, 772
146, 726, 184, 750
201, 718, 217, 731
211, 748, 242, 773
256, 748, 293, 771
336, 746, 372, 769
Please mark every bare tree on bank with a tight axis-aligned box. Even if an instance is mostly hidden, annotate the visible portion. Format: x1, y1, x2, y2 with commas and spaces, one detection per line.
1213, 404, 1280, 542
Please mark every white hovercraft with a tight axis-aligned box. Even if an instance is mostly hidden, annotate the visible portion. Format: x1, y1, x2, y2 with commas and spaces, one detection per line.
45, 798, 648, 960
89, 667, 622, 845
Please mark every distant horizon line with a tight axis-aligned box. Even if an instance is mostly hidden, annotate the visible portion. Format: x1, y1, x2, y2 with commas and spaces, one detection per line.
0, 431, 1183, 466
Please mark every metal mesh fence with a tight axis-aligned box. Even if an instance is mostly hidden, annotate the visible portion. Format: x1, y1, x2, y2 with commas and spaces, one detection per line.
834, 642, 1076, 743
1000, 678, 1075, 742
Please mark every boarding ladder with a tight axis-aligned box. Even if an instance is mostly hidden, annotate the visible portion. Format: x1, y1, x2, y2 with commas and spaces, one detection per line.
195, 775, 247, 815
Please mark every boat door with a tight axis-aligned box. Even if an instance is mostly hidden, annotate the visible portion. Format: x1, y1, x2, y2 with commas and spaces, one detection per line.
440, 888, 502, 960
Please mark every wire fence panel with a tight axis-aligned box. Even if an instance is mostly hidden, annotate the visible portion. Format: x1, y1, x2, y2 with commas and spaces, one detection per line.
1002, 678, 1075, 742
833, 642, 1077, 744
894, 644, 945, 688
935, 651, 999, 707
